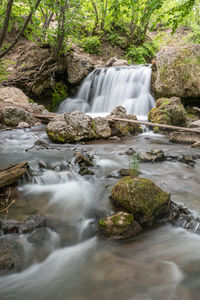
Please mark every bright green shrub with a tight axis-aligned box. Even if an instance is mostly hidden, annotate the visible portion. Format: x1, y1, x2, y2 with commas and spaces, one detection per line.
126, 42, 157, 64
80, 36, 101, 54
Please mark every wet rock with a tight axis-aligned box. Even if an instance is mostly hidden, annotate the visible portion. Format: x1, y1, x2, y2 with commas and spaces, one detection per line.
46, 111, 95, 143
2, 106, 33, 126
124, 147, 136, 156
152, 44, 200, 99
0, 86, 29, 105
111, 177, 170, 226
2, 221, 20, 234
148, 97, 187, 128
0, 238, 25, 275
165, 201, 200, 234
108, 106, 141, 136
138, 149, 166, 163
38, 160, 46, 169
21, 215, 47, 233
78, 167, 94, 176
92, 117, 111, 139
74, 151, 94, 167
178, 155, 195, 167
99, 211, 142, 239
169, 132, 200, 146
46, 107, 140, 143
17, 121, 30, 128
119, 169, 136, 177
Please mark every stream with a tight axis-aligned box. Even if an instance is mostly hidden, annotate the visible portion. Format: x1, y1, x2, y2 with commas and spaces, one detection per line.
0, 66, 200, 300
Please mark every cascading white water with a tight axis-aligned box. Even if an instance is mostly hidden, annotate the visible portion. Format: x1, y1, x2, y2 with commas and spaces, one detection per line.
58, 65, 155, 118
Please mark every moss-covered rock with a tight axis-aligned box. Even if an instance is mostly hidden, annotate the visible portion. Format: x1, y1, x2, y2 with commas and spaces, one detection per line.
98, 211, 142, 239
46, 111, 96, 143
46, 107, 140, 143
152, 44, 200, 100
148, 97, 187, 128
111, 177, 170, 226
92, 117, 111, 138
108, 106, 141, 136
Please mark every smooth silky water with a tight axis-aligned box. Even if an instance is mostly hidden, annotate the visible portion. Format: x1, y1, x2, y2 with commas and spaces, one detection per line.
0, 66, 200, 300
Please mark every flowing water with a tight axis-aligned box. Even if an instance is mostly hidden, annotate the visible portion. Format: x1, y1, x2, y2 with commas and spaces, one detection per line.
58, 65, 155, 119
0, 66, 200, 300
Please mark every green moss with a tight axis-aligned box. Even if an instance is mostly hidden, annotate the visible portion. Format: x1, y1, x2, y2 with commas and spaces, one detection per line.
47, 131, 66, 143
51, 83, 68, 112
111, 177, 170, 217
99, 219, 106, 227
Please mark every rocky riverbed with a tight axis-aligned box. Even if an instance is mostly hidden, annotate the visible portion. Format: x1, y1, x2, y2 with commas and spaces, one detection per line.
0, 123, 200, 299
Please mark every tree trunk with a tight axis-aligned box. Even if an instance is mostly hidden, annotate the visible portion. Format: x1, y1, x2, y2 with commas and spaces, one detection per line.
55, 0, 68, 57
0, 0, 42, 59
0, 0, 14, 48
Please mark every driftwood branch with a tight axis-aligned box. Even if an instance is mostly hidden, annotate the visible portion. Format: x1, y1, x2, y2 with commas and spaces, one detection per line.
193, 107, 200, 113
110, 118, 200, 134
0, 161, 28, 189
33, 114, 54, 123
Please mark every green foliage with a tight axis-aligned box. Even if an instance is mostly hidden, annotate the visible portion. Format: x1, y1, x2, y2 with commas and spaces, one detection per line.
51, 83, 68, 111
0, 60, 9, 81
107, 32, 127, 48
126, 42, 157, 64
0, 0, 199, 60
80, 36, 101, 54
184, 24, 200, 44
0, 59, 15, 81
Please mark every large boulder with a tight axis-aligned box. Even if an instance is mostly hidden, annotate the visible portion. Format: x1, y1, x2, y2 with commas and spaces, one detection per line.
108, 106, 141, 136
92, 117, 111, 138
0, 101, 50, 126
148, 97, 187, 127
46, 107, 140, 143
46, 111, 95, 143
98, 211, 142, 239
66, 52, 94, 85
1, 106, 33, 126
0, 87, 29, 105
111, 177, 170, 226
169, 132, 200, 146
152, 44, 200, 99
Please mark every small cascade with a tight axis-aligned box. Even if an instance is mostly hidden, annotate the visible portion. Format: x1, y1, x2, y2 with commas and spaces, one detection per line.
58, 65, 155, 118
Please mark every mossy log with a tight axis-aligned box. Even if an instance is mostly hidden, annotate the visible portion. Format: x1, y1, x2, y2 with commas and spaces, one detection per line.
0, 162, 28, 189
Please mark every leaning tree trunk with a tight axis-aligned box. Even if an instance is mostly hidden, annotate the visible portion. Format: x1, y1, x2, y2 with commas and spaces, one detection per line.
0, 0, 42, 59
0, 0, 14, 48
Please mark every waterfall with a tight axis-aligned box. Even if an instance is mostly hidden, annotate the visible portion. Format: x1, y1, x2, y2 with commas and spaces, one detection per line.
58, 65, 155, 118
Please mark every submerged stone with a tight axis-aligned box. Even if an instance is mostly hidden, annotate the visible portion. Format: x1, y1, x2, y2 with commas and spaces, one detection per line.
111, 177, 170, 226
99, 211, 142, 239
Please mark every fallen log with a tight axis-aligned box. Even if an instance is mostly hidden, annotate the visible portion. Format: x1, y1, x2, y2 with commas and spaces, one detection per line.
0, 161, 28, 189
110, 117, 200, 134
33, 114, 54, 123
192, 107, 200, 114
